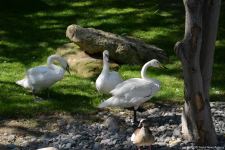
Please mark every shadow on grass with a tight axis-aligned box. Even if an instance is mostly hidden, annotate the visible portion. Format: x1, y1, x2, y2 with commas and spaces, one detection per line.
0, 0, 224, 63
0, 80, 97, 118
0, 0, 184, 66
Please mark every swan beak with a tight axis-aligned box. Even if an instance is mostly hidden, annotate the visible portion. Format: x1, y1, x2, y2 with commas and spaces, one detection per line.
105, 54, 109, 62
160, 64, 167, 69
66, 64, 71, 74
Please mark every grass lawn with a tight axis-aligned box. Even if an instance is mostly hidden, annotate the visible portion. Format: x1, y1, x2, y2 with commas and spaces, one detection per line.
0, 0, 224, 118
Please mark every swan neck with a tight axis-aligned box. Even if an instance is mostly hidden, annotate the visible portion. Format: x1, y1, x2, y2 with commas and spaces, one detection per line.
47, 56, 55, 67
141, 62, 151, 79
47, 55, 64, 69
103, 60, 109, 72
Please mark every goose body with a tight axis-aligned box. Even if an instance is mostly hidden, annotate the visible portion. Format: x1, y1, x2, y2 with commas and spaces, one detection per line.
16, 55, 70, 94
98, 59, 163, 123
131, 119, 154, 149
96, 50, 123, 94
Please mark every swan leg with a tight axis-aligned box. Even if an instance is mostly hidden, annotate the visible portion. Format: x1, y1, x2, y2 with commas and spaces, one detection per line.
32, 89, 37, 98
34, 97, 44, 102
148, 145, 151, 150
32, 89, 43, 102
132, 108, 138, 127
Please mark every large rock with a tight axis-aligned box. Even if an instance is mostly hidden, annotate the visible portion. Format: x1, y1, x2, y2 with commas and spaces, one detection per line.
66, 24, 167, 65
57, 43, 119, 78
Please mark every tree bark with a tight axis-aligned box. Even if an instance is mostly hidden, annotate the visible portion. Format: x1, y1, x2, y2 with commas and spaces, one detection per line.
66, 24, 167, 65
174, 0, 221, 145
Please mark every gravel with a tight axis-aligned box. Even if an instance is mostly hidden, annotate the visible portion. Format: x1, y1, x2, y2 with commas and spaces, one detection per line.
0, 102, 224, 150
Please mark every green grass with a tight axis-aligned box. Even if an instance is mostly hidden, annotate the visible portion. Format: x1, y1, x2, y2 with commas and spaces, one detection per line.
0, 0, 224, 118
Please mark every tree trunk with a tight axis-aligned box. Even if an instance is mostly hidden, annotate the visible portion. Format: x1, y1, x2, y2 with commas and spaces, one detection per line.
174, 0, 221, 145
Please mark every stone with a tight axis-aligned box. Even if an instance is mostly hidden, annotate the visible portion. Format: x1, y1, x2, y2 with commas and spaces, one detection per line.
7, 144, 16, 149
72, 134, 82, 140
173, 128, 181, 137
103, 116, 120, 132
30, 137, 37, 142
21, 141, 29, 146
93, 142, 100, 150
65, 143, 72, 149
168, 138, 182, 147
100, 139, 111, 145
8, 134, 16, 142
1, 102, 225, 149
56, 43, 119, 78
158, 126, 166, 131
126, 127, 133, 133
147, 108, 160, 114
57, 119, 66, 126
66, 24, 167, 64
165, 130, 173, 136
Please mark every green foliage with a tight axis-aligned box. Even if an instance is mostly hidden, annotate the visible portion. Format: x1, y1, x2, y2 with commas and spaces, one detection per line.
0, 0, 224, 117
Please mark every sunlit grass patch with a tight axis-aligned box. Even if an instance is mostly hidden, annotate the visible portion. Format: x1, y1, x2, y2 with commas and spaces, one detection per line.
0, 0, 224, 118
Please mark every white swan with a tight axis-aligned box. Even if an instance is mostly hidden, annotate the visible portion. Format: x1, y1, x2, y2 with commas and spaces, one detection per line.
96, 50, 123, 94
98, 59, 164, 123
131, 119, 154, 150
16, 55, 70, 99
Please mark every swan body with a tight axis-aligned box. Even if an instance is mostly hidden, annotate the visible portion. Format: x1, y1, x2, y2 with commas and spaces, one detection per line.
131, 119, 154, 149
98, 59, 163, 123
96, 50, 123, 94
16, 55, 70, 94
99, 78, 159, 109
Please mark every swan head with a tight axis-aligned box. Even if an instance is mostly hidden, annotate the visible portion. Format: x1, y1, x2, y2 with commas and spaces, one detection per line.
103, 50, 109, 62
149, 59, 165, 68
58, 57, 70, 74
47, 55, 70, 74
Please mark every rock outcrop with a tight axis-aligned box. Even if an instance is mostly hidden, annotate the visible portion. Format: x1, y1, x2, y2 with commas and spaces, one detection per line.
57, 43, 119, 78
66, 24, 167, 65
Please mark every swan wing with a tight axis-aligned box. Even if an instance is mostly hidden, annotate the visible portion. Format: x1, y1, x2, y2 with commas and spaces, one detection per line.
98, 96, 135, 108
16, 77, 30, 89
27, 66, 50, 81
99, 78, 160, 108
96, 71, 123, 94
109, 71, 123, 83
131, 132, 136, 142
27, 66, 59, 87
16, 66, 50, 89
110, 78, 160, 97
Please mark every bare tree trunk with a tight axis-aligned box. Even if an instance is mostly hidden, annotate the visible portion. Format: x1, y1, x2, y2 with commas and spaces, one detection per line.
174, 0, 221, 145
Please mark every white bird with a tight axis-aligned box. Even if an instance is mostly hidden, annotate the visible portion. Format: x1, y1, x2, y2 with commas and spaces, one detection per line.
98, 59, 164, 124
96, 50, 123, 94
16, 55, 70, 100
131, 119, 154, 150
